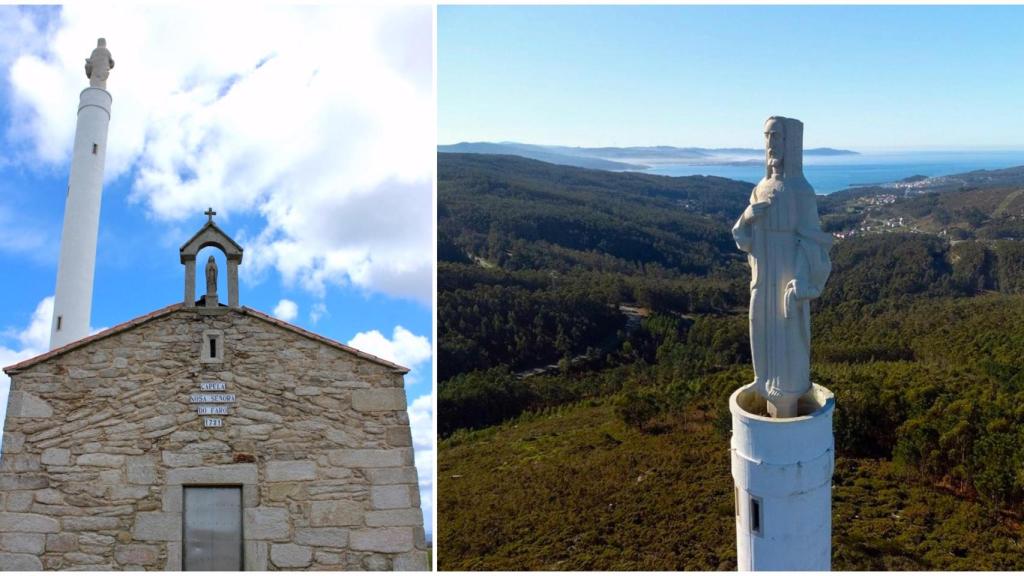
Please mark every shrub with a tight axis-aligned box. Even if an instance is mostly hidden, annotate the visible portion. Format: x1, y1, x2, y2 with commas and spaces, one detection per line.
615, 388, 663, 431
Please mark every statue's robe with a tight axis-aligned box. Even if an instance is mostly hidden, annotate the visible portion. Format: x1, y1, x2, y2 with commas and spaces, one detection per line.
733, 174, 832, 404
85, 42, 114, 88
205, 258, 218, 297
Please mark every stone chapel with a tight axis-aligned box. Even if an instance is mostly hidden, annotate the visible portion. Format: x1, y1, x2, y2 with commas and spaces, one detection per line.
0, 214, 429, 571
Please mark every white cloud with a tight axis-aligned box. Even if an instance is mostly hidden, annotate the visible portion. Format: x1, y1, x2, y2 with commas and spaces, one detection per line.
407, 393, 434, 537
272, 298, 298, 322
347, 325, 431, 374
5, 4, 433, 303
309, 302, 328, 325
0, 296, 53, 453
4, 295, 52, 356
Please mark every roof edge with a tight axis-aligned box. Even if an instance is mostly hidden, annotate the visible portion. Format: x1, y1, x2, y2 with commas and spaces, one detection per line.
3, 303, 411, 377
239, 307, 410, 374
179, 220, 244, 254
3, 302, 185, 375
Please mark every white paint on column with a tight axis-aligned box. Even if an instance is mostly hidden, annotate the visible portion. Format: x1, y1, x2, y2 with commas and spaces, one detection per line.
730, 382, 835, 571
50, 87, 112, 350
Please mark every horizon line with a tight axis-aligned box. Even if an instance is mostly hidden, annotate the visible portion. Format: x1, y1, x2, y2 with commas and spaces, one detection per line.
438, 141, 1024, 154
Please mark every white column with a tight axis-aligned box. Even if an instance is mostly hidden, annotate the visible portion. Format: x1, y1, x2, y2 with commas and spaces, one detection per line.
50, 87, 112, 350
730, 383, 835, 571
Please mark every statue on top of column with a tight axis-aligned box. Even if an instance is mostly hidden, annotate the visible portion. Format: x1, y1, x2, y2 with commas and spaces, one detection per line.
732, 117, 833, 418
85, 38, 114, 89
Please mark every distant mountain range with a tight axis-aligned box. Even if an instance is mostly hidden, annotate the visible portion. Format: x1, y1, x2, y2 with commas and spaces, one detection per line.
437, 141, 859, 171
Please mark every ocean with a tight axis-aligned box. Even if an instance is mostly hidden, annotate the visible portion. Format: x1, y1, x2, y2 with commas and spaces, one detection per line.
645, 150, 1024, 194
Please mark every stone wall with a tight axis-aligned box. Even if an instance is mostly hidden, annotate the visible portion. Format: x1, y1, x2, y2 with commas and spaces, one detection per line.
0, 307, 428, 570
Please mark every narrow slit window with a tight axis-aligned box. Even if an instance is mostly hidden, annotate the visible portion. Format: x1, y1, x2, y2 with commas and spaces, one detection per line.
92, 143, 98, 155
201, 330, 224, 363
56, 316, 62, 331
750, 496, 762, 535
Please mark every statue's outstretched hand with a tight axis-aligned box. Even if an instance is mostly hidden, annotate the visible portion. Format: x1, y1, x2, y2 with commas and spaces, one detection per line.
784, 278, 822, 318
746, 201, 770, 222
784, 280, 798, 318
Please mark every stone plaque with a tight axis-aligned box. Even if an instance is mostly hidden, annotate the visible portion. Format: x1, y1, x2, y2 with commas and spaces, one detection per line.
197, 405, 229, 416
203, 417, 224, 428
200, 381, 227, 391
189, 393, 236, 404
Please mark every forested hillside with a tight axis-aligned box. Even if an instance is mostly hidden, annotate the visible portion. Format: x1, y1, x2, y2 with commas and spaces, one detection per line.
438, 153, 752, 384
819, 166, 1024, 240
437, 153, 1024, 570
439, 152, 751, 272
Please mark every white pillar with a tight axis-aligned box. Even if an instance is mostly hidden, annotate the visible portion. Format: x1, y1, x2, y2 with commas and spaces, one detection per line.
730, 382, 835, 571
50, 86, 112, 350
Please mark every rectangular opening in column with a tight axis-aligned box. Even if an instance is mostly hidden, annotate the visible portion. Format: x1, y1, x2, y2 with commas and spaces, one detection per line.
750, 495, 762, 536
183, 486, 243, 571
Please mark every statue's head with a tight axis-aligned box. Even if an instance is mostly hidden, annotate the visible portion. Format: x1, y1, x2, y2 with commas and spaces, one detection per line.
764, 116, 785, 161
207, 255, 216, 265
763, 116, 805, 181
97, 38, 106, 48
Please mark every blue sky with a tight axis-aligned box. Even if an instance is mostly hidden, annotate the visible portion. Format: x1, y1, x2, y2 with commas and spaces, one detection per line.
0, 5, 434, 533
439, 5, 1024, 150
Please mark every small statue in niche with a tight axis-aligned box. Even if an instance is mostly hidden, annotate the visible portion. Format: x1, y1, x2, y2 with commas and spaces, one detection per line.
205, 255, 218, 299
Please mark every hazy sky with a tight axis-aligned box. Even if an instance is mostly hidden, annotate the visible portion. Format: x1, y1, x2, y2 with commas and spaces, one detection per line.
439, 5, 1024, 150
0, 5, 434, 532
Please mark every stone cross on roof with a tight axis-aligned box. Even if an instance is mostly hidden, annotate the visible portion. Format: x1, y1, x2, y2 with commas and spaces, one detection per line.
181, 209, 243, 309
